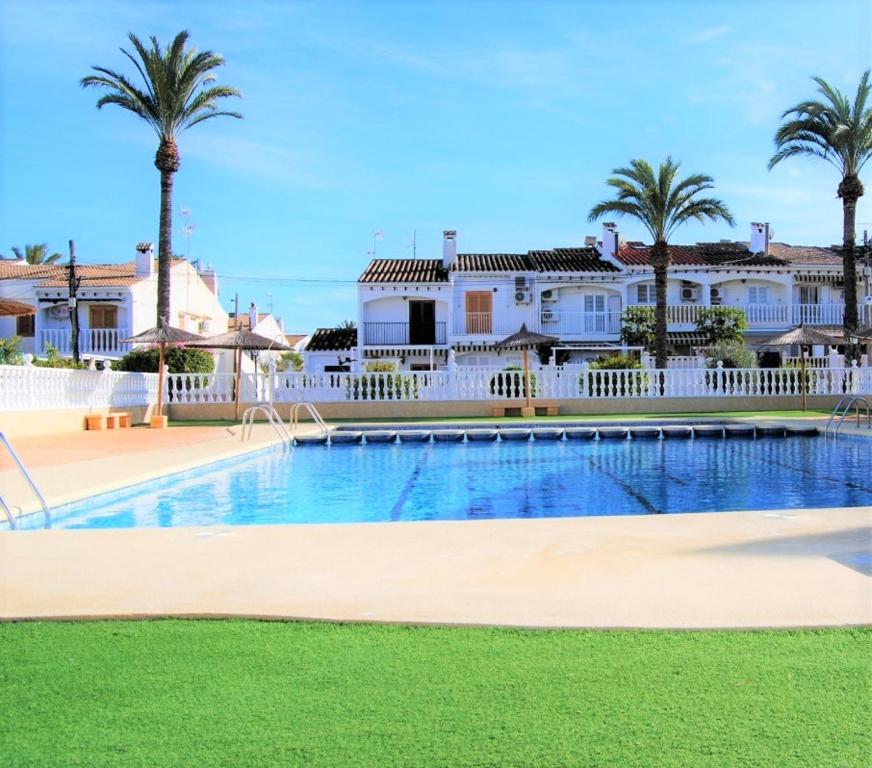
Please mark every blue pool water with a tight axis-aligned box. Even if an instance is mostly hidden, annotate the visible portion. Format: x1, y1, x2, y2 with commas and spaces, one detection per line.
22, 435, 872, 530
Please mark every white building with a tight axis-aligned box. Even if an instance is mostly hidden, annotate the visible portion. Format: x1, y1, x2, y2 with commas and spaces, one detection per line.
304, 223, 872, 371
222, 302, 290, 374
0, 243, 227, 359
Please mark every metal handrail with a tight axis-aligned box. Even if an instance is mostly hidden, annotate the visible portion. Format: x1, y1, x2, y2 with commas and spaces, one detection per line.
241, 404, 292, 445
0, 431, 51, 528
0, 494, 18, 530
825, 396, 872, 437
289, 402, 330, 441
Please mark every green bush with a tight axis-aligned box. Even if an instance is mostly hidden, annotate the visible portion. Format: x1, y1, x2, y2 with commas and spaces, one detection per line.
489, 366, 536, 398
112, 346, 215, 374
620, 306, 655, 349
0, 336, 22, 365
585, 354, 647, 397
704, 341, 758, 370
696, 306, 747, 345
32, 344, 86, 369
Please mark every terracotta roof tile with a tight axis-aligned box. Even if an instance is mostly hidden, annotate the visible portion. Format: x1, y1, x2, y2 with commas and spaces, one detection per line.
359, 259, 448, 283
454, 254, 530, 272
305, 327, 357, 351
528, 247, 620, 273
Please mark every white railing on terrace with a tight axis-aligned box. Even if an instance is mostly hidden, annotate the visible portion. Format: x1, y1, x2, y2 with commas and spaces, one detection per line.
39, 328, 130, 357
453, 313, 527, 336
626, 303, 866, 328
0, 364, 158, 411
539, 310, 621, 335
667, 356, 705, 369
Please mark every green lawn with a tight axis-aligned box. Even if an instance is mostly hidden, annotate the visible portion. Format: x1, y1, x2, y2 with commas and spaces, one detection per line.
2, 621, 869, 767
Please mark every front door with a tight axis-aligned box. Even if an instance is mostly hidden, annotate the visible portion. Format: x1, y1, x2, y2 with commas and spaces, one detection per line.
408, 300, 435, 344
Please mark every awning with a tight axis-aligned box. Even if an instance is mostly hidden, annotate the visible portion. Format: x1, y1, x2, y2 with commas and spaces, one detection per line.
667, 332, 709, 345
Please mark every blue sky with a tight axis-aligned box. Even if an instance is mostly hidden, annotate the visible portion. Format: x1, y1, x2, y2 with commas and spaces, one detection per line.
1, 0, 871, 331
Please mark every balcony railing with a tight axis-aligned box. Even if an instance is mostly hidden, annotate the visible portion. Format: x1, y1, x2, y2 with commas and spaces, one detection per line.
452, 313, 531, 336
38, 328, 130, 357
540, 310, 621, 335
362, 321, 447, 346
628, 303, 866, 329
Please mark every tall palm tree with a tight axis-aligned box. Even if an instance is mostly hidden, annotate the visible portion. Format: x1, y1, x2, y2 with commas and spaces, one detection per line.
10, 244, 62, 265
769, 71, 872, 353
588, 158, 735, 369
81, 30, 241, 325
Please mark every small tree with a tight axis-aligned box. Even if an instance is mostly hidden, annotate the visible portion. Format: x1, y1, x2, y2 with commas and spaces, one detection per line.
704, 341, 758, 369
0, 336, 22, 365
261, 351, 303, 373
695, 306, 747, 345
620, 306, 656, 349
112, 346, 214, 373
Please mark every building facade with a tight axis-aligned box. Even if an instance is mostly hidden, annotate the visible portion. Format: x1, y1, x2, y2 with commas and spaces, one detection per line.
305, 223, 872, 372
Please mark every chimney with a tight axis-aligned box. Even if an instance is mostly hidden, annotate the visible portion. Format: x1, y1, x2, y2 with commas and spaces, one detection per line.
601, 223, 620, 260
442, 230, 457, 269
135, 242, 154, 277
199, 263, 218, 296
248, 301, 258, 330
750, 222, 770, 255
584, 235, 597, 247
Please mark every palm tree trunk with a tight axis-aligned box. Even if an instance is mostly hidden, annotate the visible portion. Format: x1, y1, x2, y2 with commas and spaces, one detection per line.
839, 175, 862, 362
155, 138, 180, 326
651, 240, 669, 370
157, 169, 174, 325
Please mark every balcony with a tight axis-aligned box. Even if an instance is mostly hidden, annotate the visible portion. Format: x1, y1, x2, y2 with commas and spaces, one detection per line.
452, 313, 531, 337
38, 328, 130, 357
362, 321, 447, 346
628, 303, 864, 330
540, 310, 621, 336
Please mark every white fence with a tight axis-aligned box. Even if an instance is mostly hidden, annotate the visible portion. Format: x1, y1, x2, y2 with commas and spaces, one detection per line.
3, 363, 871, 412
0, 364, 158, 411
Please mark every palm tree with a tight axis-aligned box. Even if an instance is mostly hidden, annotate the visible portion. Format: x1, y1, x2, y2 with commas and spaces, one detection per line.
9, 244, 62, 265
588, 158, 735, 369
769, 71, 872, 353
336, 319, 357, 330
81, 30, 241, 325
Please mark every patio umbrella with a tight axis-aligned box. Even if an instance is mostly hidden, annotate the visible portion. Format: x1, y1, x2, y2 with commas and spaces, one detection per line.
0, 299, 36, 316
495, 323, 558, 411
757, 325, 839, 411
124, 322, 206, 427
188, 329, 292, 419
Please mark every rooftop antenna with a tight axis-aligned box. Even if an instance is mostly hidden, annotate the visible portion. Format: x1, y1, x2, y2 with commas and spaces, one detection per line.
180, 207, 195, 260
368, 229, 383, 258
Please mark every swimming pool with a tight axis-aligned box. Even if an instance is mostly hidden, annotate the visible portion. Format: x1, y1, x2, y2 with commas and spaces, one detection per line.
18, 433, 872, 529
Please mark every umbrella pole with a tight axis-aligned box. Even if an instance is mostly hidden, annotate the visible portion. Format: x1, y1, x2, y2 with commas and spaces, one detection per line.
234, 347, 242, 422
523, 348, 532, 410
801, 345, 807, 412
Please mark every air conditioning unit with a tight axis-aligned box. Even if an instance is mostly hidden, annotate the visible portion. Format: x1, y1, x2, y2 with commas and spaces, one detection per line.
680, 286, 698, 302
709, 287, 722, 305
514, 276, 531, 304
541, 289, 556, 303
865, 296, 872, 305
542, 309, 556, 323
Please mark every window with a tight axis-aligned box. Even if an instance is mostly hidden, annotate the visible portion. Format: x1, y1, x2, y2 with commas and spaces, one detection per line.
464, 291, 492, 334
89, 305, 118, 329
584, 294, 606, 313
635, 284, 655, 304
747, 286, 769, 304
16, 314, 35, 337
799, 286, 819, 305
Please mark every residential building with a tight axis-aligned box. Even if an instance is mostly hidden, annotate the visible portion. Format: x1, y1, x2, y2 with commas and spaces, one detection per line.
0, 243, 227, 359
304, 224, 872, 371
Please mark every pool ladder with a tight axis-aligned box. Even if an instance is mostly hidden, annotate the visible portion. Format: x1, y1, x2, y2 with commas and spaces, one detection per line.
241, 404, 292, 446
0, 431, 52, 529
824, 396, 872, 437
289, 402, 330, 444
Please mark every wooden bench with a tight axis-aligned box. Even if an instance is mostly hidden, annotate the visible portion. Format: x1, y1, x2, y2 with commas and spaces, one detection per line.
491, 402, 559, 418
85, 412, 131, 430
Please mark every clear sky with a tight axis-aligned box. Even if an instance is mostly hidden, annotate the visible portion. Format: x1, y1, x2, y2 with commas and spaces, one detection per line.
1, 0, 871, 331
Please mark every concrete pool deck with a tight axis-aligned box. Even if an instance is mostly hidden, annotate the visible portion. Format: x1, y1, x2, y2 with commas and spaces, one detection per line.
1, 418, 870, 628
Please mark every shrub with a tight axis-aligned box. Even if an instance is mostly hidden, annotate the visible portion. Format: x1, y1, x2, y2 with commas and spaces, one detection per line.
112, 346, 215, 374
585, 354, 647, 397
260, 351, 304, 374
32, 343, 86, 369
620, 306, 655, 349
0, 336, 22, 365
695, 306, 747, 345
704, 341, 757, 370
489, 365, 536, 399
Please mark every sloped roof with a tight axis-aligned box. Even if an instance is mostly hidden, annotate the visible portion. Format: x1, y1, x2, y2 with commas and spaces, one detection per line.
755, 242, 842, 266
359, 259, 449, 283
454, 254, 530, 272
528, 247, 620, 273
617, 241, 841, 268
306, 327, 357, 351
2, 259, 186, 288
228, 312, 273, 331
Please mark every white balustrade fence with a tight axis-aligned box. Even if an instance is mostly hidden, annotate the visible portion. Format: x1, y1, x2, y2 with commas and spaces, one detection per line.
0, 364, 158, 411
3, 363, 871, 413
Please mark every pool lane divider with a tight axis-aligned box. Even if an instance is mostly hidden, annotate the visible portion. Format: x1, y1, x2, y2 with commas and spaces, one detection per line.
292, 423, 824, 446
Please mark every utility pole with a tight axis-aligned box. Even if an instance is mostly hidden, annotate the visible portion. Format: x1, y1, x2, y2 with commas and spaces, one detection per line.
67, 239, 81, 364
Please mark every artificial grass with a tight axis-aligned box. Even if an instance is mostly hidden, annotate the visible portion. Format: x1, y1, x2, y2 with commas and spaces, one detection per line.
1, 621, 869, 767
